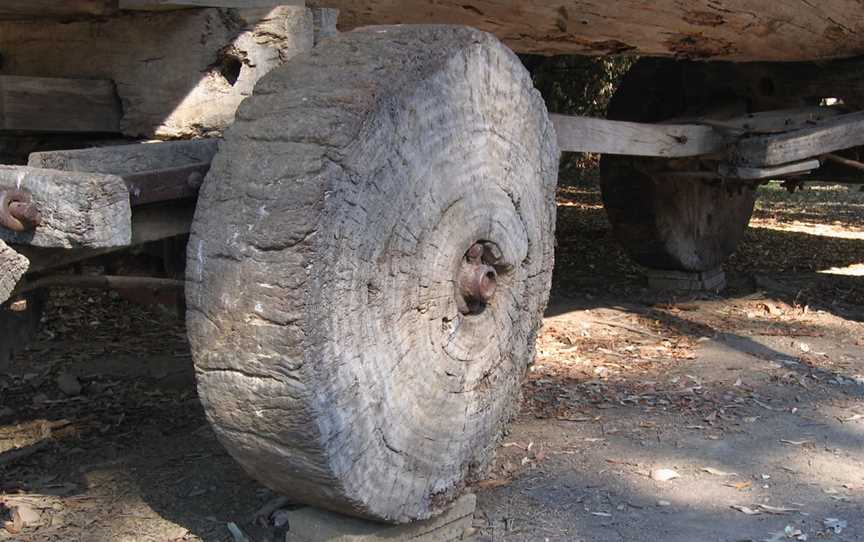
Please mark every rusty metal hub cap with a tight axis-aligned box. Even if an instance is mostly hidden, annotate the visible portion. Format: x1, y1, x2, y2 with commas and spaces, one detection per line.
0, 189, 41, 232
457, 241, 504, 315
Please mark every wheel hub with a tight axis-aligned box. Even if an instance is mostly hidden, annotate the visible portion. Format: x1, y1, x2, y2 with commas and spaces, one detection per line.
457, 242, 501, 315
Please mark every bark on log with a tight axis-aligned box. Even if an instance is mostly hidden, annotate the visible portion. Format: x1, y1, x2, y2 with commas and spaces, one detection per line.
0, 8, 313, 138
187, 25, 557, 523
0, 166, 131, 249
308, 0, 864, 61
0, 240, 28, 304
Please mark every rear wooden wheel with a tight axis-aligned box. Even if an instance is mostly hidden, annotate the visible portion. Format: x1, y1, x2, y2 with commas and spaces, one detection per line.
186, 26, 558, 523
599, 59, 757, 272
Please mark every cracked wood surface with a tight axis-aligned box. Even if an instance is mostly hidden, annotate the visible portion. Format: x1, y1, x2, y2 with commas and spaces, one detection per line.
308, 0, 864, 61
187, 25, 557, 523
0, 7, 313, 138
0, 240, 28, 304
0, 166, 131, 249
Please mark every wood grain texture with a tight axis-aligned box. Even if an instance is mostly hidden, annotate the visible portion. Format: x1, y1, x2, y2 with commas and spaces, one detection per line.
0, 75, 121, 133
28, 140, 218, 174
551, 114, 724, 157
120, 0, 303, 9
0, 240, 28, 304
0, 8, 313, 138
734, 112, 864, 167
187, 25, 558, 523
19, 202, 194, 273
0, 166, 131, 248
0, 1, 115, 19
308, 0, 864, 61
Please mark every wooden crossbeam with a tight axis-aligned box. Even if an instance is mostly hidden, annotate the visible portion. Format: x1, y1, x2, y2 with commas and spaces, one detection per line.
551, 114, 726, 157
734, 111, 864, 167
0, 75, 121, 133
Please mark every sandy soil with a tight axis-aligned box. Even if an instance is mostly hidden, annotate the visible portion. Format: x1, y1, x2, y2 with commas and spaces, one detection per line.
1, 182, 863, 542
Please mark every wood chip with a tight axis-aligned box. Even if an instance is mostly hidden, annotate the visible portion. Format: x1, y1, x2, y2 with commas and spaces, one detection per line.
702, 467, 737, 476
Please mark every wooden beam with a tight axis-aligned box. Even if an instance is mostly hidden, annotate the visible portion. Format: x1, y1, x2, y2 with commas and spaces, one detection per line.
551, 114, 726, 157
0, 76, 121, 133
29, 139, 218, 206
0, 8, 313, 138
0, 166, 131, 249
15, 275, 184, 296
689, 106, 844, 135
0, 1, 115, 19
307, 0, 864, 61
0, 240, 28, 304
718, 159, 821, 180
17, 202, 195, 274
120, 0, 303, 9
28, 139, 218, 174
734, 111, 864, 167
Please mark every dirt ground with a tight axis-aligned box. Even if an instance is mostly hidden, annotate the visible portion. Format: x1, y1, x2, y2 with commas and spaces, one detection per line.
2, 181, 864, 542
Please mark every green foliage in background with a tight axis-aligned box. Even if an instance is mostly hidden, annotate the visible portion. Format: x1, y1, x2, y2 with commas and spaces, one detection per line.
521, 54, 636, 185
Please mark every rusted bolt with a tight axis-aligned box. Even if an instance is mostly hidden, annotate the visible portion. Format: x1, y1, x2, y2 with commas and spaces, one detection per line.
457, 242, 499, 315
0, 189, 41, 232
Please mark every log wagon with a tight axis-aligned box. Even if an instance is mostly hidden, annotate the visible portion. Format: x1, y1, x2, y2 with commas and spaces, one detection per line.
2, 0, 864, 525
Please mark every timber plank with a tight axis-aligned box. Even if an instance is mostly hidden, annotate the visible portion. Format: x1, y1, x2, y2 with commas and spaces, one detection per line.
0, 166, 131, 249
308, 0, 864, 61
0, 76, 121, 133
28, 140, 218, 174
18, 202, 195, 274
0, 8, 313, 138
551, 114, 725, 157
734, 111, 864, 167
29, 140, 218, 206
0, 1, 115, 19
120, 0, 303, 9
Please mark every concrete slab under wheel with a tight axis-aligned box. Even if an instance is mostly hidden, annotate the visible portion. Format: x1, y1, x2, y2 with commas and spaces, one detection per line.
644, 267, 726, 293
284, 494, 477, 542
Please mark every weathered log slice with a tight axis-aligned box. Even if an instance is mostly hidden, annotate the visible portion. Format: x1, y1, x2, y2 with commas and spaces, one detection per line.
187, 25, 558, 522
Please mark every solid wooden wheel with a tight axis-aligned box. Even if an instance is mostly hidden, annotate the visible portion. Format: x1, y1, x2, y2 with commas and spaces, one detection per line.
186, 26, 558, 522
599, 58, 757, 272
